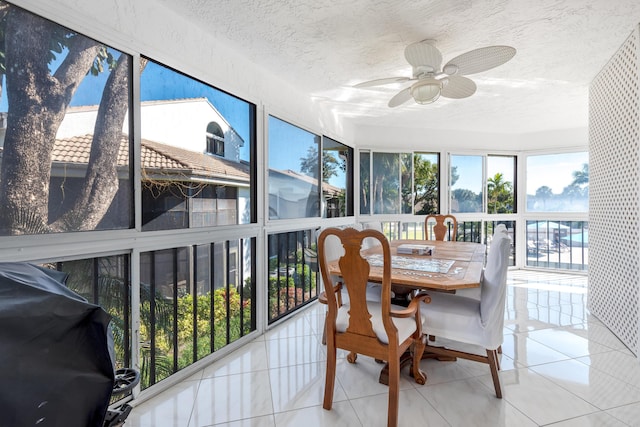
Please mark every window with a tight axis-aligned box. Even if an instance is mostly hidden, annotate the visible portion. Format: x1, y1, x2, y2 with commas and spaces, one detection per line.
451, 155, 483, 213
268, 116, 321, 220
526, 152, 588, 212
139, 238, 255, 389
413, 152, 439, 215
487, 155, 516, 214
360, 151, 371, 215
206, 122, 225, 156
322, 136, 353, 218
372, 153, 400, 214
140, 58, 255, 230
267, 229, 318, 322
0, 3, 133, 235
360, 150, 439, 216
53, 255, 132, 369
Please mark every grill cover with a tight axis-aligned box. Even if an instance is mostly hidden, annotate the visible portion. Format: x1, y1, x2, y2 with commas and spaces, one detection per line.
0, 262, 115, 427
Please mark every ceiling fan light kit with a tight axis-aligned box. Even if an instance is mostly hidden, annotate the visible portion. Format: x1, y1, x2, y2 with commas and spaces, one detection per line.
355, 40, 516, 107
411, 78, 441, 104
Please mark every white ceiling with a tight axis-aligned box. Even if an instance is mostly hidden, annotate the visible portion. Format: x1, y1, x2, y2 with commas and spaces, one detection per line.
157, 0, 640, 135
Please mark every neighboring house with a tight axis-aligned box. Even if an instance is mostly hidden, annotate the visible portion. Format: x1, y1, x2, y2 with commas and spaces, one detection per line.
50, 98, 250, 230
56, 98, 245, 163
46, 134, 251, 231
268, 168, 343, 219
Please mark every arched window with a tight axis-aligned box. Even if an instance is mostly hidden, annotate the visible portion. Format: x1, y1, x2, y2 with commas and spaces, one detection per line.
206, 121, 225, 156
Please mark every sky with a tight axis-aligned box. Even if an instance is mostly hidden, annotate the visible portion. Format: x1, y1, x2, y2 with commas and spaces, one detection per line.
0, 48, 253, 161
526, 152, 588, 194
451, 153, 588, 196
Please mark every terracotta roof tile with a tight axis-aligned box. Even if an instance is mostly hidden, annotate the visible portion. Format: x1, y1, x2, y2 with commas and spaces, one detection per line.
50, 134, 249, 183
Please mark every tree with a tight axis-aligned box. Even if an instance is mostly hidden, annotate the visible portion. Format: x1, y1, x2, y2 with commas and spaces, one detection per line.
535, 185, 553, 209
487, 172, 513, 213
0, 5, 131, 235
372, 153, 399, 214
412, 154, 439, 215
572, 163, 589, 186
571, 162, 589, 198
299, 145, 343, 182
452, 188, 482, 212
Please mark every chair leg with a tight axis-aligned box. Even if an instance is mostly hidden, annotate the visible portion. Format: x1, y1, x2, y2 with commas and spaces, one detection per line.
493, 349, 501, 371
387, 354, 400, 427
321, 316, 327, 345
411, 337, 427, 385
323, 340, 337, 409
486, 349, 502, 398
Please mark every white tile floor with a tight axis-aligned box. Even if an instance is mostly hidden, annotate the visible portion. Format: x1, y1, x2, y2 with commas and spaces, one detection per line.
125, 271, 640, 427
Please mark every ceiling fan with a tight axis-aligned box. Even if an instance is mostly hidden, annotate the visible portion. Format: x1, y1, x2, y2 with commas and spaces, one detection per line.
354, 40, 516, 107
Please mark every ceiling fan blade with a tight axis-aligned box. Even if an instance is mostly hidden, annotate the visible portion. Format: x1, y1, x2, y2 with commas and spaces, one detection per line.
440, 76, 476, 99
354, 77, 411, 88
443, 45, 516, 76
388, 87, 413, 108
404, 40, 442, 70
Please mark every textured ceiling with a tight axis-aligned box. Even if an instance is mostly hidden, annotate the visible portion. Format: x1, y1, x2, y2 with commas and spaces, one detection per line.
155, 0, 640, 134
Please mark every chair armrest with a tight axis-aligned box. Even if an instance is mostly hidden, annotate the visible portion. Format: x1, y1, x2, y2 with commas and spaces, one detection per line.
389, 293, 431, 318
318, 282, 343, 306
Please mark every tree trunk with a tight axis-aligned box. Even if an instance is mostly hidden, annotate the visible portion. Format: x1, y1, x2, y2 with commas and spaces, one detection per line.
52, 53, 131, 231
0, 6, 99, 234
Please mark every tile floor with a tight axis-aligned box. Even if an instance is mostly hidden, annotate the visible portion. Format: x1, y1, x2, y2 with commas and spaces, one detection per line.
125, 270, 640, 427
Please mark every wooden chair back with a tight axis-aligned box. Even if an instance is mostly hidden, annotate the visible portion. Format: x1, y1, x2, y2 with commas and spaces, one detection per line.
425, 214, 458, 241
318, 226, 428, 427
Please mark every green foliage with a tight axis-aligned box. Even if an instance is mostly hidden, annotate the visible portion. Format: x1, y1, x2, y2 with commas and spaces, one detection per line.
452, 188, 482, 212
487, 172, 514, 213
412, 154, 439, 215
139, 286, 252, 389
267, 261, 317, 320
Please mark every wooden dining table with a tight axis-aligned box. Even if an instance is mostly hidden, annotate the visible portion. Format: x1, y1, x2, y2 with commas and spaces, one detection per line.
327, 239, 485, 294
325, 238, 486, 384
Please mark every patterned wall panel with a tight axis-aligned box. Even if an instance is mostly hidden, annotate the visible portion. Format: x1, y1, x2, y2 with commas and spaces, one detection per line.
588, 25, 640, 356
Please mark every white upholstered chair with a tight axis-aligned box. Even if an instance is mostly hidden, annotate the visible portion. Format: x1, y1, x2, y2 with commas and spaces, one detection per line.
420, 229, 511, 397
318, 227, 429, 427
454, 223, 508, 300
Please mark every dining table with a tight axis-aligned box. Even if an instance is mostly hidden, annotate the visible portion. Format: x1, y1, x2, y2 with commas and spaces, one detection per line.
326, 239, 485, 294
324, 238, 486, 385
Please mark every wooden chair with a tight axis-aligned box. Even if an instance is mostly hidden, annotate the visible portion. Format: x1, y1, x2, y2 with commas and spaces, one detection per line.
419, 229, 511, 398
318, 227, 430, 427
424, 214, 458, 241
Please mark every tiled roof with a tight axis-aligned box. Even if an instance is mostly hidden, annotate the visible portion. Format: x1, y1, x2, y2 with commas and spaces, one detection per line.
51, 134, 250, 182
271, 168, 342, 195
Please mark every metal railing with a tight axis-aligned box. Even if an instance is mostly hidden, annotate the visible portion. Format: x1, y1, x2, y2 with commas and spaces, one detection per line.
267, 229, 319, 323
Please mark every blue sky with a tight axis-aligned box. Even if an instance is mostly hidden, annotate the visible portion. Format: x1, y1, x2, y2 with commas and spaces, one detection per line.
0, 50, 253, 161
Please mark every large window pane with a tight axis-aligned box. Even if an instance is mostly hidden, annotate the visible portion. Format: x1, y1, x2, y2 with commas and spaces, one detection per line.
487, 155, 516, 214
267, 229, 318, 323
360, 151, 371, 215
53, 255, 131, 369
139, 238, 255, 389
401, 153, 413, 214
140, 59, 255, 230
451, 155, 483, 213
268, 116, 321, 219
322, 136, 353, 218
372, 153, 400, 214
526, 152, 588, 212
0, 2, 132, 235
526, 220, 588, 270
413, 152, 439, 215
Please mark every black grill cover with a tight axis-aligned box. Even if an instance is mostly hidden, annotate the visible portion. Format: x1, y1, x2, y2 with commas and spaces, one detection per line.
0, 262, 115, 427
